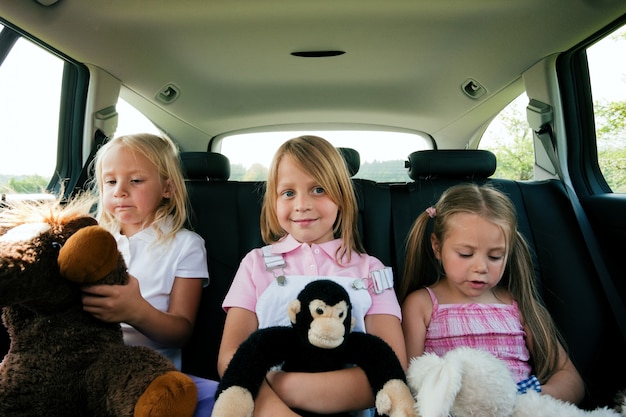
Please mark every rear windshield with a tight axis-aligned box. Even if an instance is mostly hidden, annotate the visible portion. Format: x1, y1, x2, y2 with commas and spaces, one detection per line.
219, 130, 431, 182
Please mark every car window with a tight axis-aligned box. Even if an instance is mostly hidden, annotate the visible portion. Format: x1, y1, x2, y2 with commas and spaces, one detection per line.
480, 93, 534, 181
481, 24, 626, 187
587, 24, 626, 193
115, 98, 160, 138
219, 130, 430, 182
0, 22, 157, 200
0, 24, 63, 197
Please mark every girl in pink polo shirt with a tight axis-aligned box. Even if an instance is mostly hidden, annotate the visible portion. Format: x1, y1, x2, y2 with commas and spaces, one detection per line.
219, 135, 406, 417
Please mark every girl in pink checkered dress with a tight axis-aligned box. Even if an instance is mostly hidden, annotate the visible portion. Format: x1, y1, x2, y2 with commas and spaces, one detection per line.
398, 183, 584, 405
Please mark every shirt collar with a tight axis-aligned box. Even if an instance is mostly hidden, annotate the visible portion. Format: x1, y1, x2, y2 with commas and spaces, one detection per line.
113, 216, 175, 243
271, 234, 342, 258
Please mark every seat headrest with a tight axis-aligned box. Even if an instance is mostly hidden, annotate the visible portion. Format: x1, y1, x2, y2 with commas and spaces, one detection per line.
337, 147, 360, 177
181, 152, 231, 181
405, 150, 496, 180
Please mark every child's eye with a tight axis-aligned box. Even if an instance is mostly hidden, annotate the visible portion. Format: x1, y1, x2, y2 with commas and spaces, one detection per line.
489, 255, 504, 261
130, 179, 144, 184
281, 190, 294, 198
312, 187, 325, 195
104, 179, 116, 185
459, 253, 472, 258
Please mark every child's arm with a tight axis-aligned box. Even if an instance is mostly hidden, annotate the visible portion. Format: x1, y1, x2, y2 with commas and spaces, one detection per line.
218, 307, 300, 417
529, 337, 585, 404
266, 313, 406, 414
217, 307, 259, 376
401, 288, 431, 362
81, 275, 203, 346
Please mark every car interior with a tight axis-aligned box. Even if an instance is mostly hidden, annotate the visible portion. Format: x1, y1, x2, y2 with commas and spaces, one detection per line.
1, 0, 625, 411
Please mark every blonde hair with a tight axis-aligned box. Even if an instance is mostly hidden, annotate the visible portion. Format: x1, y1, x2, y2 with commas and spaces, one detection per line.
398, 183, 564, 383
260, 135, 364, 262
90, 133, 188, 243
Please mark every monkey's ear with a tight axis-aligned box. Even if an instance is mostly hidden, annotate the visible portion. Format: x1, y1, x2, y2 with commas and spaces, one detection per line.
288, 299, 301, 324
350, 317, 356, 332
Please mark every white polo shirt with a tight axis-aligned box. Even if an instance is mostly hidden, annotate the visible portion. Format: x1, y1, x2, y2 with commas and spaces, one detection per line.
114, 217, 209, 369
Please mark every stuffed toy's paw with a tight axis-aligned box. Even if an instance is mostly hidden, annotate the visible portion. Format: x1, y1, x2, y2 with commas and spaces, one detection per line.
58, 225, 122, 284
211, 386, 254, 417
513, 390, 624, 417
375, 379, 418, 417
134, 371, 198, 417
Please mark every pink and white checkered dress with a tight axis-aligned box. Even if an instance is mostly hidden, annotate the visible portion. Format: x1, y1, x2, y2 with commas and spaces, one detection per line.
424, 286, 532, 382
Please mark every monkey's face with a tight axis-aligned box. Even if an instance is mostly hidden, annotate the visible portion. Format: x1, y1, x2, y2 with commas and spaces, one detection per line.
307, 298, 351, 349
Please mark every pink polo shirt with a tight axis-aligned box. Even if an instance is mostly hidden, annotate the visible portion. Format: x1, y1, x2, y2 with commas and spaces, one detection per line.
222, 235, 401, 325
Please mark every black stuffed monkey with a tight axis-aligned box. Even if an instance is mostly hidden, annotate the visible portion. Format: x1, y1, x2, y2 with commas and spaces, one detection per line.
212, 279, 416, 417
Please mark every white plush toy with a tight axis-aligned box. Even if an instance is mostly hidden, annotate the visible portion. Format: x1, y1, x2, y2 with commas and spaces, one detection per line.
406, 347, 626, 417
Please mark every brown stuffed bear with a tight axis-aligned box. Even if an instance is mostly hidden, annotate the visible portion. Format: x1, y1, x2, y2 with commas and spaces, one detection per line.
0, 196, 197, 417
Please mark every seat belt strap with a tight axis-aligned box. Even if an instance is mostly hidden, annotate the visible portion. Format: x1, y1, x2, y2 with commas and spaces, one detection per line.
72, 129, 108, 195
534, 124, 626, 342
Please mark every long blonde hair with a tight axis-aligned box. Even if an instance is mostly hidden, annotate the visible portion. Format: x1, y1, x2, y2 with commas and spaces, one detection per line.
90, 133, 189, 243
398, 183, 564, 383
260, 135, 364, 262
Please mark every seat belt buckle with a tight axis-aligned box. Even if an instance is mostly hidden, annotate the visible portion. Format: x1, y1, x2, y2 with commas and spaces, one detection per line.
370, 267, 394, 294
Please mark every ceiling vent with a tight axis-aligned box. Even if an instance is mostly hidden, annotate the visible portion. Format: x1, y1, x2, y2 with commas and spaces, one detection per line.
291, 50, 345, 58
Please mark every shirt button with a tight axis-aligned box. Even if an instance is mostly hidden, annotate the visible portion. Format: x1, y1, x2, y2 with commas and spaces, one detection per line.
314, 249, 320, 254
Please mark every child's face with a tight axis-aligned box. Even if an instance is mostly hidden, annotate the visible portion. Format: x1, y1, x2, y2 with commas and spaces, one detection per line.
275, 155, 339, 245
431, 212, 507, 301
100, 144, 171, 236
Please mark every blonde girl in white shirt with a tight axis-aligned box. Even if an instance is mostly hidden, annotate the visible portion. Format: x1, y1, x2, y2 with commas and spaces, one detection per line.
82, 133, 216, 415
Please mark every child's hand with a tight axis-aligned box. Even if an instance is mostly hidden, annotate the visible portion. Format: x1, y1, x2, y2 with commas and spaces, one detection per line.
81, 275, 146, 323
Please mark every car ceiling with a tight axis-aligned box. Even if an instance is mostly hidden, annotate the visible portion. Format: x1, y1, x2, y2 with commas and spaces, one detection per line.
1, 0, 625, 151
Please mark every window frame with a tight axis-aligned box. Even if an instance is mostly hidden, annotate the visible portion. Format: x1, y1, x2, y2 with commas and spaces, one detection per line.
0, 21, 89, 199
557, 17, 625, 196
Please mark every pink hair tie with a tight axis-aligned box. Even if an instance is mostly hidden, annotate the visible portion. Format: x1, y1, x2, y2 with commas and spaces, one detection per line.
425, 207, 436, 218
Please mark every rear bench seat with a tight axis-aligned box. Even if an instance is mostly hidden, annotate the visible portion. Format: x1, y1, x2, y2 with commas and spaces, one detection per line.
180, 152, 264, 380
339, 147, 395, 268
180, 148, 625, 408
1, 149, 618, 407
